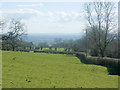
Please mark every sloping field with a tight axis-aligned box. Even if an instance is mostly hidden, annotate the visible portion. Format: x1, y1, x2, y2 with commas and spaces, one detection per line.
2, 51, 118, 88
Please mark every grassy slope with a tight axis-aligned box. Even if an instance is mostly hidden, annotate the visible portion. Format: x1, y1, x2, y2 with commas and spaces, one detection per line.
0, 51, 1, 89
2, 51, 118, 88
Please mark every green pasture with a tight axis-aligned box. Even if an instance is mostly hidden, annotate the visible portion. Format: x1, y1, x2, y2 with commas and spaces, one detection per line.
2, 51, 118, 88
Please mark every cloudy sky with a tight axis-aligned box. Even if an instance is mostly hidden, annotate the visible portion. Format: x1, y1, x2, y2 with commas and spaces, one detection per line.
1, 1, 118, 34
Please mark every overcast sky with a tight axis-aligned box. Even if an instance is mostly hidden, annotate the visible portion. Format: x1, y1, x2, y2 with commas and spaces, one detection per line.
1, 1, 118, 34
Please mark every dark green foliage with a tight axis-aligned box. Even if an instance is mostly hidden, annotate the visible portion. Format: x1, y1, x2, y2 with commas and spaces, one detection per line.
76, 52, 87, 64
34, 50, 75, 55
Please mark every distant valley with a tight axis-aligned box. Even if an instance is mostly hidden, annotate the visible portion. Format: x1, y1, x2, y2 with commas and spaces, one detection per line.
23, 33, 85, 44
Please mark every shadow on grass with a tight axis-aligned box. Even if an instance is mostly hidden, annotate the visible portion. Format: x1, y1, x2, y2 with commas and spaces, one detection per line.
107, 67, 119, 75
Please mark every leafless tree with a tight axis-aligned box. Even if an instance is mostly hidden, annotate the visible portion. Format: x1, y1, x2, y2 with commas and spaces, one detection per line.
85, 2, 117, 57
0, 19, 8, 50
2, 19, 26, 51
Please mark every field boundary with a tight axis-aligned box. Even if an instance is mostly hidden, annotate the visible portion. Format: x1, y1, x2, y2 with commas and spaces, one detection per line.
2, 50, 120, 75
76, 52, 120, 75
33, 50, 120, 75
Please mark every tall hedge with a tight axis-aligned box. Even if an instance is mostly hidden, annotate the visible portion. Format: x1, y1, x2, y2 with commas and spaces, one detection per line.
76, 53, 120, 75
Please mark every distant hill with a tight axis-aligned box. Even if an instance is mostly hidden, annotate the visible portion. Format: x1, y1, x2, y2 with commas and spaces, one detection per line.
23, 33, 84, 44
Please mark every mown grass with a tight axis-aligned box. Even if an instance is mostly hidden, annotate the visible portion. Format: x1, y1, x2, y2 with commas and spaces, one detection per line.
2, 51, 118, 88
0, 51, 1, 89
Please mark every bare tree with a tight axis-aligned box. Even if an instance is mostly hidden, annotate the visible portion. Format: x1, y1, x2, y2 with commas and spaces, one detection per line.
2, 19, 26, 51
0, 19, 8, 50
85, 2, 117, 57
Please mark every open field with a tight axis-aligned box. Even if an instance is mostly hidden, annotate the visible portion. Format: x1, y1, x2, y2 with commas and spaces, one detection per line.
2, 51, 118, 88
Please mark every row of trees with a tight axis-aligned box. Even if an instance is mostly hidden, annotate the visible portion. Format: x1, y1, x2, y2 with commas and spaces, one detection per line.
1, 2, 119, 58
45, 2, 118, 58
35, 34, 118, 58
1, 19, 35, 51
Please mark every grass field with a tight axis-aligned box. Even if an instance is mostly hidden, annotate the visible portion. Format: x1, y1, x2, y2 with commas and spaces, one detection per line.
2, 51, 118, 88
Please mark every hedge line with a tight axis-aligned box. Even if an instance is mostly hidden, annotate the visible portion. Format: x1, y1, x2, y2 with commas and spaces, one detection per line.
34, 50, 75, 55
76, 52, 120, 75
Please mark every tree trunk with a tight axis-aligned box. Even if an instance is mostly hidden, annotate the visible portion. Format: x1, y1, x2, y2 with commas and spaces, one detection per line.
11, 44, 15, 51
100, 49, 105, 57
12, 46, 15, 51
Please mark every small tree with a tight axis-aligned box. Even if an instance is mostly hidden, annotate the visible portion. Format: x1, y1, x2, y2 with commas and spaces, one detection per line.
38, 42, 49, 50
49, 46, 52, 50
55, 48, 57, 51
